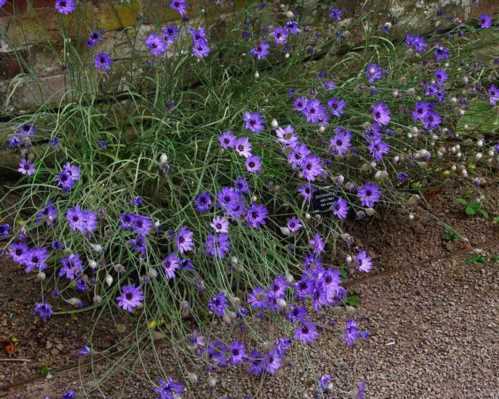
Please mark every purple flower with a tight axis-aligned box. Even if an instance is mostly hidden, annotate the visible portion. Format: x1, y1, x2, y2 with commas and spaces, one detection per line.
176, 226, 194, 254
211, 216, 229, 233
16, 123, 37, 137
217, 187, 245, 219
479, 14, 493, 29
169, 0, 188, 17
116, 284, 144, 312
332, 198, 348, 220
287, 305, 308, 323
329, 127, 352, 156
194, 192, 212, 213
247, 350, 265, 375
154, 377, 185, 399
422, 111, 442, 130
250, 41, 270, 60
435, 69, 448, 86
59, 253, 83, 280
208, 292, 228, 317
286, 216, 302, 233
229, 341, 246, 365
294, 321, 319, 344
94, 52, 112, 72
275, 125, 298, 147
319, 374, 333, 392
371, 102, 391, 126
8, 242, 29, 264
0, 0, 7, 8
300, 154, 323, 182
322, 80, 336, 91
344, 320, 369, 346
434, 44, 449, 62
62, 390, 76, 399
163, 253, 180, 279
205, 233, 231, 258
234, 176, 250, 194
247, 287, 268, 309
365, 63, 384, 84
192, 38, 210, 58
243, 112, 266, 133
303, 99, 328, 125
162, 24, 179, 44
285, 20, 300, 35
145, 33, 167, 57
356, 250, 373, 272
245, 155, 263, 174
120, 213, 153, 236
218, 131, 236, 149
23, 247, 49, 272
405, 33, 427, 53
79, 345, 91, 356
309, 233, 325, 254
0, 223, 10, 240
55, 162, 80, 192
329, 7, 343, 21
292, 96, 307, 112
264, 349, 283, 374
272, 27, 288, 46
357, 182, 381, 208
87, 31, 102, 47
327, 97, 347, 117
368, 139, 390, 161
288, 143, 311, 169
234, 137, 253, 158
297, 183, 315, 201
412, 101, 434, 122
488, 84, 499, 106
66, 206, 97, 234
55, 0, 76, 15
18, 158, 35, 176
34, 302, 53, 321
357, 381, 367, 399
246, 203, 268, 228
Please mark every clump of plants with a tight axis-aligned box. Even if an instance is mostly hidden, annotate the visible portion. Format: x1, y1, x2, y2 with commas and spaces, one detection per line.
0, 1, 497, 397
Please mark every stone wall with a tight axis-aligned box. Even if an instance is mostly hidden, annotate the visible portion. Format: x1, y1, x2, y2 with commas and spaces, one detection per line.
0, 0, 497, 117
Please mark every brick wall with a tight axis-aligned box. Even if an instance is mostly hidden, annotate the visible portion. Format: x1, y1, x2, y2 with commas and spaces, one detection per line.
0, 0, 497, 117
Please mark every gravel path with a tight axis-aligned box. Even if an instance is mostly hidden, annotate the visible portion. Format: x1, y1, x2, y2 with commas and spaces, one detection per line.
351, 252, 499, 399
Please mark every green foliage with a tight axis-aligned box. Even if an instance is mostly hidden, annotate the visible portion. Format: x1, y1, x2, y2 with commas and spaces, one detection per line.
456, 198, 489, 218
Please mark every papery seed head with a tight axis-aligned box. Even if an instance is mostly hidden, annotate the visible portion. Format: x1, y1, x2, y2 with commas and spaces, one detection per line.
105, 274, 113, 286
207, 376, 217, 387
365, 208, 376, 216
271, 118, 279, 128
37, 271, 46, 281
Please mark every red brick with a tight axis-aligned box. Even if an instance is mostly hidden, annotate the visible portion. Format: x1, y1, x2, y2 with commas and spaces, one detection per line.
0, 52, 23, 80
0, 1, 28, 16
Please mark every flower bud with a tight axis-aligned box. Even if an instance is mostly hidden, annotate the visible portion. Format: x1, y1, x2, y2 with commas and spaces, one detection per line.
105, 274, 113, 287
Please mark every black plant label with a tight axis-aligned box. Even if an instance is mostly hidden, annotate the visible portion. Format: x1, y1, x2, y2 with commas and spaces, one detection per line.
311, 189, 335, 213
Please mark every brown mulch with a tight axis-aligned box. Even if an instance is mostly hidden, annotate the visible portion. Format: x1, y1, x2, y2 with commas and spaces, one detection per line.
0, 182, 498, 398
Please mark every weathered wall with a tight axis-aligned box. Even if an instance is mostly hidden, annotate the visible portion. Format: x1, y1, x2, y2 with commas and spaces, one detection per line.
0, 0, 497, 117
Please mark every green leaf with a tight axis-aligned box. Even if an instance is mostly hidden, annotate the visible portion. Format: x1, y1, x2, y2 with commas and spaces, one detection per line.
464, 255, 486, 265
455, 198, 468, 206
465, 201, 481, 216
39, 365, 50, 377
345, 293, 360, 307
